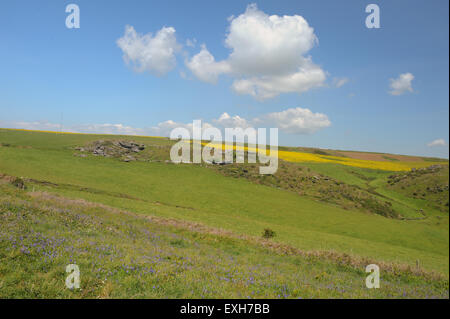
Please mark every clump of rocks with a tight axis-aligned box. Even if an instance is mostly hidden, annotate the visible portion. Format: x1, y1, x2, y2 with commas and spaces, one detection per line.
388, 164, 445, 185
75, 140, 145, 162
426, 185, 449, 193
410, 164, 443, 173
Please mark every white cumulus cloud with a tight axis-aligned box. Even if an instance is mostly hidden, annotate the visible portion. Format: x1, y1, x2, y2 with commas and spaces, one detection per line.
5, 121, 62, 131
72, 123, 147, 135
185, 4, 326, 100
232, 61, 326, 100
148, 120, 190, 137
149, 119, 214, 137
389, 73, 414, 95
212, 112, 252, 128
185, 45, 231, 84
332, 77, 349, 88
1, 106, 330, 139
427, 139, 447, 147
213, 107, 330, 135
149, 107, 330, 137
225, 4, 317, 76
117, 25, 181, 76
0, 121, 146, 135
254, 107, 331, 134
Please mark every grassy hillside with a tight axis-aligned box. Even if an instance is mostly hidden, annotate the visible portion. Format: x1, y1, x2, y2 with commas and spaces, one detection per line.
0, 128, 449, 298
0, 182, 448, 298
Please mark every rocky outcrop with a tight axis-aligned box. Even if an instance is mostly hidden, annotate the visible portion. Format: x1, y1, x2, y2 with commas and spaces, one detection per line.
75, 140, 145, 162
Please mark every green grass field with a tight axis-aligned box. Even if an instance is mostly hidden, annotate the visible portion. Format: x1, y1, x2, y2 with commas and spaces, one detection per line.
0, 128, 448, 298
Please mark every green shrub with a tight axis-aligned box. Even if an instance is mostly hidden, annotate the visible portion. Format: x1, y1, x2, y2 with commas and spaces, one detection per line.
262, 228, 276, 239
11, 177, 26, 190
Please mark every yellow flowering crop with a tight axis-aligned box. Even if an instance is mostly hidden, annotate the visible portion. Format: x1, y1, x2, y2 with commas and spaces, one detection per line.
201, 142, 446, 172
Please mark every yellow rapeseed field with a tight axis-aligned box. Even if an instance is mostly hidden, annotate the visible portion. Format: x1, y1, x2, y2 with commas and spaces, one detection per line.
201, 141, 445, 172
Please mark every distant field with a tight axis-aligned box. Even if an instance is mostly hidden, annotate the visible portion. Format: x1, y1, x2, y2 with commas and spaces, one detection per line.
280, 146, 446, 163
0, 128, 448, 298
205, 142, 445, 171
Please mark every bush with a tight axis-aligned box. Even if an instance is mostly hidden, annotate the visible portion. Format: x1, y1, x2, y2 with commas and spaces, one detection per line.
11, 177, 26, 190
262, 228, 276, 239
313, 149, 330, 156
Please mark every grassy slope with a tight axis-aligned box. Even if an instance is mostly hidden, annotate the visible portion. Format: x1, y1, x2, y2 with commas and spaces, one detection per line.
0, 183, 448, 298
0, 129, 448, 276
298, 162, 448, 218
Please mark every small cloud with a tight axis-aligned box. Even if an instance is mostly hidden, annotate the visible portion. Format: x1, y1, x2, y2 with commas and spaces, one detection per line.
179, 70, 187, 79
389, 73, 414, 95
348, 93, 356, 98
2, 121, 62, 132
186, 38, 197, 48
0, 121, 145, 135
427, 139, 447, 147
72, 123, 146, 135
212, 112, 252, 129
332, 77, 349, 88
254, 107, 331, 134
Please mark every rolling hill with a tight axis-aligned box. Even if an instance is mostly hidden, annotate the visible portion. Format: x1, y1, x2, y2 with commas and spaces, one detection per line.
0, 128, 448, 298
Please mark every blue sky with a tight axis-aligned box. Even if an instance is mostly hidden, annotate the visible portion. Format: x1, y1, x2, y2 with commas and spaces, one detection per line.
0, 0, 448, 158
